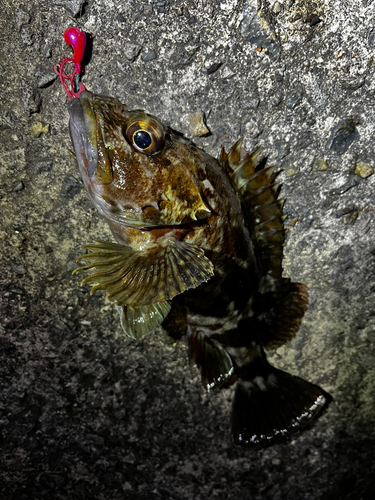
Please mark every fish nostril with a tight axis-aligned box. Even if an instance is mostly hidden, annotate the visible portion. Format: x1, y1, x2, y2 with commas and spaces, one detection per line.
142, 205, 159, 220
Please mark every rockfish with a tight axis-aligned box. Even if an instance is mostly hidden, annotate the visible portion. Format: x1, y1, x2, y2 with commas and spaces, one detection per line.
68, 91, 326, 445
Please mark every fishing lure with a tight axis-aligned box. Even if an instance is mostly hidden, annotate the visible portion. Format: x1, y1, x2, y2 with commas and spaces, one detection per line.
54, 27, 87, 99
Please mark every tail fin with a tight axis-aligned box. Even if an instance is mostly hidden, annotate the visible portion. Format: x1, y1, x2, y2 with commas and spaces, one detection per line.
231, 363, 326, 446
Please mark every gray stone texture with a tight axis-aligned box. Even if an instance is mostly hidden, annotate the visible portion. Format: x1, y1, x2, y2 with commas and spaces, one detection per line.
1, 0, 375, 498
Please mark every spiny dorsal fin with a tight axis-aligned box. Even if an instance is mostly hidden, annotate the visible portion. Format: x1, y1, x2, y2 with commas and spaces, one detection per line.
73, 239, 214, 308
219, 141, 285, 278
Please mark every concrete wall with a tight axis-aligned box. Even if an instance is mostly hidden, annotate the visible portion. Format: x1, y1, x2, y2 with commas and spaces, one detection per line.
0, 1, 374, 498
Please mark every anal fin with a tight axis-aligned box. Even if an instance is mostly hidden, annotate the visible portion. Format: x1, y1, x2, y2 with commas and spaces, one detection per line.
187, 328, 235, 392
231, 366, 326, 446
117, 301, 171, 339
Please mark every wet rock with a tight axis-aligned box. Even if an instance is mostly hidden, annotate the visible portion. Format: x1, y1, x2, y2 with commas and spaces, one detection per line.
248, 96, 260, 109
295, 131, 313, 150
283, 203, 298, 221
240, 1, 281, 59
273, 2, 282, 14
188, 111, 210, 137
309, 15, 321, 27
275, 69, 284, 83
285, 82, 304, 108
12, 263, 27, 275
116, 12, 126, 22
35, 67, 58, 88
336, 206, 354, 218
285, 87, 304, 109
355, 161, 373, 178
142, 50, 157, 62
275, 141, 290, 159
185, 45, 200, 56
13, 181, 25, 192
20, 26, 33, 46
270, 91, 283, 107
285, 164, 300, 177
368, 29, 375, 47
312, 158, 329, 171
12, 220, 27, 230
298, 107, 308, 121
330, 177, 359, 195
33, 159, 53, 174
60, 175, 82, 199
220, 66, 235, 79
15, 9, 31, 31
326, 118, 358, 155
306, 115, 316, 126
31, 122, 49, 137
19, 82, 41, 115
207, 62, 223, 75
243, 118, 262, 138
53, 0, 85, 17
342, 78, 366, 92
41, 43, 52, 58
123, 43, 142, 62
1, 110, 17, 129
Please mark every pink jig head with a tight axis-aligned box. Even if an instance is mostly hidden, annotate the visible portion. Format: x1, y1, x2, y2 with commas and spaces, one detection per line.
54, 27, 87, 99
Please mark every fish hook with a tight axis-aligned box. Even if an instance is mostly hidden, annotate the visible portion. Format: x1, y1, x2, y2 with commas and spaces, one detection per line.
54, 27, 87, 99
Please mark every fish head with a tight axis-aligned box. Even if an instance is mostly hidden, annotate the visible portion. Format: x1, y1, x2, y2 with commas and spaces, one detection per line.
68, 91, 211, 229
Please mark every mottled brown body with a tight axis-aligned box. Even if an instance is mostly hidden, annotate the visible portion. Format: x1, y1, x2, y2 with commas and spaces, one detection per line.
68, 91, 327, 445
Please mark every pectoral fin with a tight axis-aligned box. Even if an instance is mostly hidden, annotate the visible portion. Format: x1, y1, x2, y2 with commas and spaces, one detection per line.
74, 239, 214, 308
116, 301, 171, 339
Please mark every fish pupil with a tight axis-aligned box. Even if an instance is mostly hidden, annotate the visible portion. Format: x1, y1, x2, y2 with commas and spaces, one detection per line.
133, 130, 152, 149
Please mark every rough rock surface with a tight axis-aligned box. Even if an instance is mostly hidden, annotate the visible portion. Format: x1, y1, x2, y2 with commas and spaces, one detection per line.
1, 0, 375, 498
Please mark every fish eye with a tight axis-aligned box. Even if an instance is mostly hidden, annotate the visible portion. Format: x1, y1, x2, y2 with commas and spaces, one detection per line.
125, 115, 165, 155
133, 130, 152, 150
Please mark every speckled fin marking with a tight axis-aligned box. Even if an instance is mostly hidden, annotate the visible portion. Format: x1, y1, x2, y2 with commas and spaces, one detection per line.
73, 239, 214, 308
187, 328, 234, 392
257, 275, 309, 349
220, 139, 284, 278
220, 140, 309, 348
231, 366, 326, 446
116, 301, 171, 339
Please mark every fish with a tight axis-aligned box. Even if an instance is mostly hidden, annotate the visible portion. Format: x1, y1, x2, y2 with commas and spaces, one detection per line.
67, 90, 327, 445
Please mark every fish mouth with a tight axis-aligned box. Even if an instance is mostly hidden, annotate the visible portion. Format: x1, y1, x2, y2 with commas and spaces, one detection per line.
68, 91, 98, 178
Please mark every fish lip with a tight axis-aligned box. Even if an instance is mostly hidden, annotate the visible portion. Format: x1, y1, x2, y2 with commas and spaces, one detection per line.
67, 91, 98, 178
